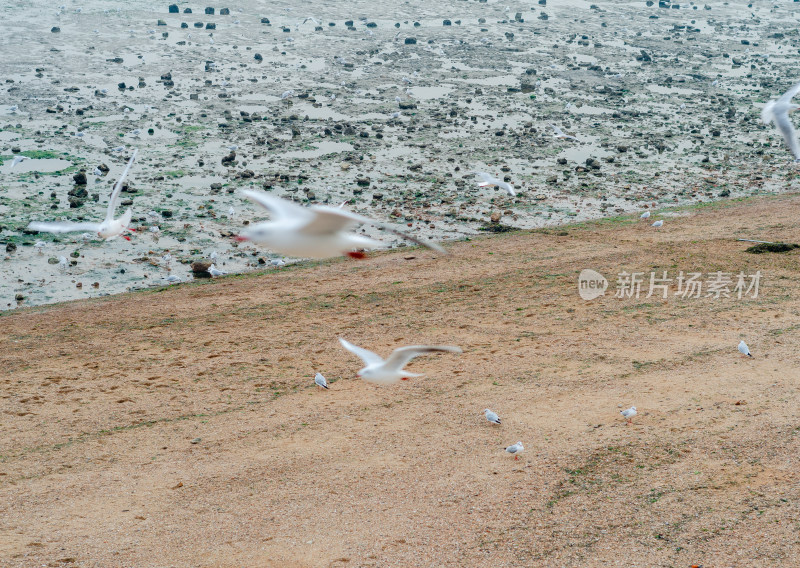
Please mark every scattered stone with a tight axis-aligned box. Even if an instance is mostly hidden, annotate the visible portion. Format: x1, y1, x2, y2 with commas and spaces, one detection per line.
220, 8, 230, 15
6, 242, 17, 253
169, 4, 179, 13
205, 7, 214, 14
404, 37, 417, 44
51, 27, 60, 33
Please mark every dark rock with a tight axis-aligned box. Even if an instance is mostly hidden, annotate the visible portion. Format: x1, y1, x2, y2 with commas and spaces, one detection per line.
157, 19, 166, 26
73, 172, 87, 185
161, 210, 173, 218
222, 152, 236, 165
206, 22, 216, 29
398, 101, 416, 110
205, 7, 214, 14
169, 4, 179, 13
356, 177, 371, 186
745, 242, 800, 254
345, 20, 353, 26
191, 260, 212, 273
261, 17, 270, 24
181, 22, 188, 28
184, 8, 192, 13
51, 27, 60, 33
254, 53, 263, 61
194, 22, 204, 28
6, 242, 17, 253
443, 19, 451, 26
220, 8, 230, 15
161, 71, 172, 81
404, 37, 417, 44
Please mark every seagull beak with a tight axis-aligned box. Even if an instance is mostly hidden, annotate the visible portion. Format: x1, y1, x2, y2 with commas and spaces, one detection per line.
233, 235, 249, 242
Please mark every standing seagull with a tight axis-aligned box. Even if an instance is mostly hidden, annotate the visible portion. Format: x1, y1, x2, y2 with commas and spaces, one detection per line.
339, 338, 462, 385
474, 172, 515, 197
483, 408, 502, 425
28, 149, 138, 240
738, 340, 753, 358
505, 441, 524, 459
640, 211, 651, 220
761, 81, 800, 161
207, 264, 227, 276
236, 190, 446, 258
314, 372, 329, 389
620, 406, 637, 424
652, 220, 663, 229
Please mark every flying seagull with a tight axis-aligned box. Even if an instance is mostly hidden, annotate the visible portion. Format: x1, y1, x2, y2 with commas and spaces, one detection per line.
761, 81, 800, 161
236, 190, 446, 258
474, 172, 515, 197
28, 149, 138, 240
339, 338, 462, 385
549, 124, 579, 141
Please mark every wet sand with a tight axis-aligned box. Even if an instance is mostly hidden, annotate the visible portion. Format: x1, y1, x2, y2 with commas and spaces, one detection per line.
2, 0, 799, 307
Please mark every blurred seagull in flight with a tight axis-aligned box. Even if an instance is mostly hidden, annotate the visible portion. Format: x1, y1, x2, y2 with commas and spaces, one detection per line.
474, 172, 515, 197
28, 149, 138, 240
761, 81, 800, 161
339, 338, 462, 385
236, 190, 446, 258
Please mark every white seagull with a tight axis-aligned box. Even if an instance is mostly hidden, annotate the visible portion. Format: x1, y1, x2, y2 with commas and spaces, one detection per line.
620, 406, 637, 424
483, 408, 501, 425
236, 190, 446, 258
28, 149, 138, 240
339, 338, 462, 385
652, 220, 663, 229
640, 211, 650, 220
738, 340, 753, 358
505, 441, 524, 459
761, 81, 800, 161
474, 172, 515, 197
314, 372, 329, 389
549, 124, 579, 141
207, 263, 227, 276
8, 156, 29, 169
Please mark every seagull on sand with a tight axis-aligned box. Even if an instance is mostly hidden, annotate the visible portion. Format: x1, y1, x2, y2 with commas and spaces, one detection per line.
339, 338, 462, 385
761, 81, 800, 162
235, 190, 446, 258
640, 211, 650, 220
314, 372, 329, 389
474, 172, 515, 197
620, 406, 637, 424
483, 408, 502, 425
738, 340, 753, 358
652, 220, 663, 229
28, 149, 138, 240
505, 441, 524, 459
549, 124, 579, 141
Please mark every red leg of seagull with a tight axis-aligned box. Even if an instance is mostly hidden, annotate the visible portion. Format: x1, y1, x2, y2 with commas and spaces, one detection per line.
515, 455, 519, 460
122, 235, 131, 241
347, 251, 367, 259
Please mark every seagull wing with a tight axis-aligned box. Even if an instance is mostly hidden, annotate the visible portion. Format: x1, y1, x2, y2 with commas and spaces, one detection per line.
339, 338, 385, 367
549, 124, 565, 136
105, 149, 137, 222
778, 81, 800, 104
301, 206, 368, 235
381, 345, 462, 373
774, 112, 800, 160
241, 190, 313, 223
27, 221, 102, 234
307, 206, 448, 254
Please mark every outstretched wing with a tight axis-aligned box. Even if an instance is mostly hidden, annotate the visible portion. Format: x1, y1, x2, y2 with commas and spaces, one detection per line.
549, 123, 565, 136
27, 221, 102, 234
241, 190, 313, 223
301, 206, 370, 236
106, 149, 137, 222
339, 338, 385, 367
313, 205, 448, 254
778, 81, 800, 105
775, 112, 800, 160
382, 345, 462, 372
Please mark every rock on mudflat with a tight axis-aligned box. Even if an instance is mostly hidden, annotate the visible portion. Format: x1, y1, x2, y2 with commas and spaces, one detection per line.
169, 4, 179, 13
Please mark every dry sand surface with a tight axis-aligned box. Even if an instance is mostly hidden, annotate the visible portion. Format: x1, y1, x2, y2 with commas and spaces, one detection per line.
2, 194, 800, 567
